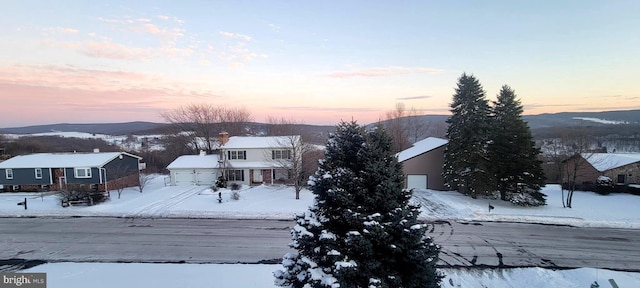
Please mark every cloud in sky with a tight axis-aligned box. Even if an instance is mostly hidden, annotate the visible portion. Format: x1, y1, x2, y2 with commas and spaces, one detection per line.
0, 63, 228, 126
397, 96, 433, 100
40, 39, 152, 61
157, 14, 184, 24
80, 41, 154, 61
271, 106, 381, 113
323, 66, 445, 78
268, 23, 281, 31
524, 103, 580, 110
43, 27, 79, 35
219, 31, 252, 41
599, 94, 640, 101
0, 64, 218, 98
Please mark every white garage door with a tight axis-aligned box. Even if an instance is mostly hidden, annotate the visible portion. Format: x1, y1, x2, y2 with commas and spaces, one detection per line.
195, 170, 217, 185
407, 175, 427, 190
174, 171, 195, 186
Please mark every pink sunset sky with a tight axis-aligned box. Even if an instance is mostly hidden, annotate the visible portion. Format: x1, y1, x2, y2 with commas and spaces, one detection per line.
1, 1, 639, 128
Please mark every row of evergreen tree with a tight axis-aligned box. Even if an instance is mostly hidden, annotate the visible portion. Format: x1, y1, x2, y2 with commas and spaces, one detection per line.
443, 73, 546, 205
275, 73, 548, 287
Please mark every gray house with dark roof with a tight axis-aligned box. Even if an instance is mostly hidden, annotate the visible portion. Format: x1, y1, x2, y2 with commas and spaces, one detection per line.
0, 151, 142, 192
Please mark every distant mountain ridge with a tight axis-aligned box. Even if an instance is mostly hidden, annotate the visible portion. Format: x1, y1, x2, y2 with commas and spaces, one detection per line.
0, 121, 166, 135
523, 109, 640, 129
1, 109, 639, 138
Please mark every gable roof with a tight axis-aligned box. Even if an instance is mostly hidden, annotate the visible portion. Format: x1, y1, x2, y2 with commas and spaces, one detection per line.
167, 154, 220, 169
582, 153, 640, 172
0, 152, 141, 169
222, 135, 301, 149
396, 137, 448, 162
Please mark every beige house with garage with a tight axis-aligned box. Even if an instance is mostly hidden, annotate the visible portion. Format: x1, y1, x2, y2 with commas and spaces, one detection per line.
167, 133, 301, 187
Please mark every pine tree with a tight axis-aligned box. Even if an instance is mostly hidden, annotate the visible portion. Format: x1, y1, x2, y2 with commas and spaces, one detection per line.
443, 73, 492, 197
488, 85, 546, 205
275, 121, 442, 288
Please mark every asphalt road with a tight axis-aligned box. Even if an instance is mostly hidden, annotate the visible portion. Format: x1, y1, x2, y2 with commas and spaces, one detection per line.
1, 217, 639, 271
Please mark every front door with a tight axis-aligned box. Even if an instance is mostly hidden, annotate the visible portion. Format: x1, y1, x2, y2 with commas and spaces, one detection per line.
253, 169, 263, 183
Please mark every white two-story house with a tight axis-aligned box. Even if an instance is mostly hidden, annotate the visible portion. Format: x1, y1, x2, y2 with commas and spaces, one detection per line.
219, 133, 302, 186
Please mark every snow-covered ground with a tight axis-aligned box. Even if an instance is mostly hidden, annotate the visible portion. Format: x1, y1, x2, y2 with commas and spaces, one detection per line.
3, 175, 640, 229
4, 131, 165, 151
4, 175, 640, 287
573, 117, 630, 125
21, 263, 640, 288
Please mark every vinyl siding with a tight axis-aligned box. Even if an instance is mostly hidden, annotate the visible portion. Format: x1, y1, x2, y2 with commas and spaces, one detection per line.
0, 168, 52, 185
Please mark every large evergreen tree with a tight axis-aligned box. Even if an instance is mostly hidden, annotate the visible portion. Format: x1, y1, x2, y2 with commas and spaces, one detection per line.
275, 121, 442, 288
488, 85, 546, 205
443, 73, 492, 197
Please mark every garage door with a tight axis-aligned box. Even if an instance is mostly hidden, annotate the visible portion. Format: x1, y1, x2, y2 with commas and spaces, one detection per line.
407, 175, 427, 190
174, 171, 195, 186
195, 171, 217, 186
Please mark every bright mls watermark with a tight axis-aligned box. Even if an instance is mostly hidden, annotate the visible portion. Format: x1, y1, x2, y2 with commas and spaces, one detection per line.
0, 273, 46, 288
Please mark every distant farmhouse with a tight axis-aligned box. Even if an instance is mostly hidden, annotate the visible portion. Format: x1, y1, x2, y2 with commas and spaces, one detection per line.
0, 150, 142, 192
167, 132, 301, 187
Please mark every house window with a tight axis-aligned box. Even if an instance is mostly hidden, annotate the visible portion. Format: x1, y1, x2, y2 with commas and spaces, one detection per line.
273, 169, 290, 180
74, 168, 92, 178
226, 169, 244, 181
5, 169, 13, 180
228, 150, 246, 160
617, 174, 626, 184
272, 150, 291, 160
35, 168, 43, 179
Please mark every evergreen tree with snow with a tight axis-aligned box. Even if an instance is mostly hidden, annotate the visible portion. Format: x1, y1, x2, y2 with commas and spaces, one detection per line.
488, 85, 546, 205
275, 121, 442, 288
443, 73, 492, 197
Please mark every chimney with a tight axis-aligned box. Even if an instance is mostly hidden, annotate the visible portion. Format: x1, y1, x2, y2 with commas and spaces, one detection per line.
219, 131, 229, 146
93, 148, 100, 153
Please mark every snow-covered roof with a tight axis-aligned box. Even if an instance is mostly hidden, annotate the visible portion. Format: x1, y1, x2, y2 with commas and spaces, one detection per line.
396, 137, 448, 162
582, 153, 640, 172
222, 136, 300, 149
0, 152, 140, 169
167, 154, 221, 169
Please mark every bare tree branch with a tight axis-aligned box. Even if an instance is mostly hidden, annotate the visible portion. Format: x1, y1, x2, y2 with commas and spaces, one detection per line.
161, 104, 252, 154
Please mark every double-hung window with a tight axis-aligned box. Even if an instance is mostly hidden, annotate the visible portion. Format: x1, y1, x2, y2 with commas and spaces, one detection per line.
5, 169, 13, 179
74, 168, 92, 178
272, 150, 291, 160
228, 150, 246, 160
35, 168, 43, 179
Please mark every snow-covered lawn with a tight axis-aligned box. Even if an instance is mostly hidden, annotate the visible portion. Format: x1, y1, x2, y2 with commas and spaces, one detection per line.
3, 175, 640, 229
19, 262, 640, 288
4, 174, 640, 287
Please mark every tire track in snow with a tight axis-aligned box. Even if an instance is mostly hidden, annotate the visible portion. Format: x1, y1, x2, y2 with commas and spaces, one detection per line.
411, 190, 458, 217
128, 186, 206, 217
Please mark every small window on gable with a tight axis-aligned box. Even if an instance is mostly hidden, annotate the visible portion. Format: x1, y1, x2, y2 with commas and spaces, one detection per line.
5, 169, 13, 180
75, 168, 92, 178
35, 168, 43, 179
